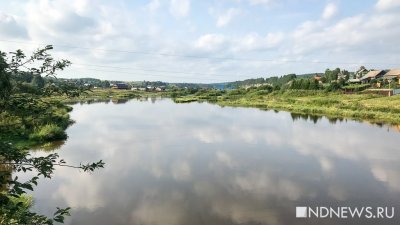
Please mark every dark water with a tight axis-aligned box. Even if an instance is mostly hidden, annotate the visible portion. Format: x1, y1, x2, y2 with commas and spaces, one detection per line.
27, 98, 400, 225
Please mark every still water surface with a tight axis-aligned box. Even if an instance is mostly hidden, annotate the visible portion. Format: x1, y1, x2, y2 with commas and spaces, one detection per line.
30, 98, 400, 225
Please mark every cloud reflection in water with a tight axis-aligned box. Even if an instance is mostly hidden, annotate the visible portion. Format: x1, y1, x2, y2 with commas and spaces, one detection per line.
27, 99, 400, 225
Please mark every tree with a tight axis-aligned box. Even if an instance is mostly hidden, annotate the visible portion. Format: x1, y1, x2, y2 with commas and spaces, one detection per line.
0, 52, 12, 101
309, 79, 319, 90
0, 46, 104, 224
31, 75, 45, 88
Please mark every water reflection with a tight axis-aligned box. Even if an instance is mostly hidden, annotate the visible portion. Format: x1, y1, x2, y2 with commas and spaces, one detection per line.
111, 98, 129, 104
30, 141, 66, 152
68, 96, 164, 106
25, 99, 400, 225
290, 112, 400, 132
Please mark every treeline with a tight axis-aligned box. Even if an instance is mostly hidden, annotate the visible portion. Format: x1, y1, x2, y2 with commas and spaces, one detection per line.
67, 78, 111, 88
289, 79, 320, 90
221, 68, 355, 92
265, 74, 297, 86
226, 77, 267, 88
225, 74, 299, 88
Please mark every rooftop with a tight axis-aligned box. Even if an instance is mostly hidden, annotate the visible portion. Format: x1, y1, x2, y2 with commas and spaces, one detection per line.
360, 70, 384, 80
385, 69, 400, 76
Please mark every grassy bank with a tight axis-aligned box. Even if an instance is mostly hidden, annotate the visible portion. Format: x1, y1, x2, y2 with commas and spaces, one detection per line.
0, 94, 73, 149
46, 89, 144, 104
1, 89, 155, 149
173, 89, 400, 125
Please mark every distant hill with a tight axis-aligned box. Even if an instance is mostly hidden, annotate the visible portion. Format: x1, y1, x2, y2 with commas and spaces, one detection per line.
55, 72, 325, 90
296, 73, 324, 78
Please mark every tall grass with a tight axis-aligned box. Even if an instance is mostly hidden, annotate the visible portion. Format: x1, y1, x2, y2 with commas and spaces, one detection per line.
29, 124, 67, 142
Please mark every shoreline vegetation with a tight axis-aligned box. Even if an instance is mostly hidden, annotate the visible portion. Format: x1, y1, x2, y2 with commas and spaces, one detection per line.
1, 93, 74, 149
1, 47, 104, 224
5, 85, 399, 152
170, 89, 400, 125
48, 88, 400, 126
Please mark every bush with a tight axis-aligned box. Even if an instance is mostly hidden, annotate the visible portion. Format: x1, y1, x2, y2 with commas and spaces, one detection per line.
342, 84, 370, 92
29, 124, 67, 142
325, 82, 342, 91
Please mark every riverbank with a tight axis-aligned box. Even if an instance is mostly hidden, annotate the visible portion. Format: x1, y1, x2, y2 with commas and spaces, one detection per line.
47, 89, 143, 104
173, 90, 400, 125
51, 88, 400, 125
0, 94, 73, 149
1, 90, 159, 149
4, 88, 399, 151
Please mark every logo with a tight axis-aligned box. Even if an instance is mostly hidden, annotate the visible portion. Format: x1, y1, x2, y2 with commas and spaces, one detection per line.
296, 206, 395, 219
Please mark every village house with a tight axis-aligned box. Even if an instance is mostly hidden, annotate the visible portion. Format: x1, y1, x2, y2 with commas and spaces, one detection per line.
359, 70, 386, 83
155, 86, 166, 91
111, 83, 129, 89
384, 69, 400, 84
355, 67, 368, 79
314, 74, 322, 81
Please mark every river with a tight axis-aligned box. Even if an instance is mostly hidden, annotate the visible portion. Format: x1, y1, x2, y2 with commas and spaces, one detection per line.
29, 98, 400, 225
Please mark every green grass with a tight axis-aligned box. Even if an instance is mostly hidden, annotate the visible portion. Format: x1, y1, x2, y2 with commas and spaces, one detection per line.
47, 89, 143, 104
1, 89, 151, 149
173, 89, 400, 125
29, 124, 67, 142
0, 94, 73, 150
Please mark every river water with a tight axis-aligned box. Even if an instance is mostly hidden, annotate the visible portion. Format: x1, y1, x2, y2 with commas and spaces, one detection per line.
30, 98, 400, 225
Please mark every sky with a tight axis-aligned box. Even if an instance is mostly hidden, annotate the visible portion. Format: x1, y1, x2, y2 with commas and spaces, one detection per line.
0, 0, 400, 83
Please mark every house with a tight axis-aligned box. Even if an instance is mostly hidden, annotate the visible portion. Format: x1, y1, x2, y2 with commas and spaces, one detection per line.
359, 70, 386, 83
314, 75, 322, 81
384, 69, 400, 84
111, 83, 129, 89
355, 67, 368, 79
155, 86, 166, 91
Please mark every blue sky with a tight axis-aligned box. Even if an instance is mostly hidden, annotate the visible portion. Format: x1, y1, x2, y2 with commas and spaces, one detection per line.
0, 0, 399, 82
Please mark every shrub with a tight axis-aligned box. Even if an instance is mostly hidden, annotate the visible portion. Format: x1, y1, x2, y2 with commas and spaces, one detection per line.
29, 124, 67, 142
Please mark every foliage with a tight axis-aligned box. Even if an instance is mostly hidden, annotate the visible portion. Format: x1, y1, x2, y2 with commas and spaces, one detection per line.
171, 86, 400, 124
0, 46, 104, 224
323, 68, 341, 82
289, 78, 321, 90
0, 142, 105, 225
29, 124, 67, 142
342, 84, 371, 91
226, 74, 297, 89
0, 52, 12, 100
325, 82, 342, 91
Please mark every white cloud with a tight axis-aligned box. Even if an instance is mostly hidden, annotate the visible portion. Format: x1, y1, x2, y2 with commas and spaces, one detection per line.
147, 0, 161, 13
0, 12, 28, 39
234, 32, 284, 51
195, 34, 227, 52
216, 151, 236, 168
171, 160, 191, 181
249, 0, 274, 7
227, 0, 275, 8
322, 3, 338, 20
216, 8, 241, 27
292, 12, 400, 56
376, 0, 400, 11
1, 0, 399, 82
169, 0, 190, 18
